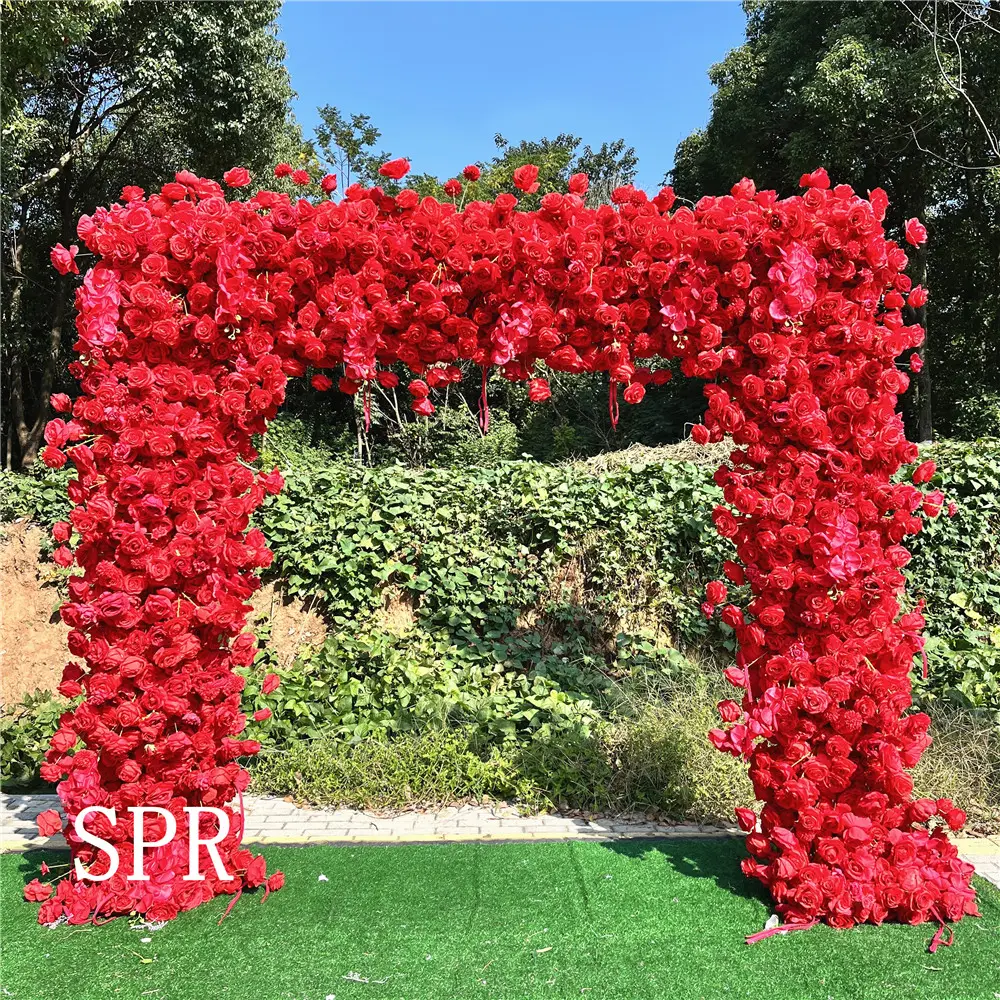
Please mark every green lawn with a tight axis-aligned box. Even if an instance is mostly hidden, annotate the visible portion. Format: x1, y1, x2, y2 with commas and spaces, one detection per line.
2, 839, 999, 1000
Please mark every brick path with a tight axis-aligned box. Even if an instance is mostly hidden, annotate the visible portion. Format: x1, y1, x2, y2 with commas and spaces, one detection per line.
3, 792, 998, 888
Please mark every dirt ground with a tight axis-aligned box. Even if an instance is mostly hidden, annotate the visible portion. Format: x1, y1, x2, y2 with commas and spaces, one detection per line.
0, 521, 328, 706
0, 522, 67, 704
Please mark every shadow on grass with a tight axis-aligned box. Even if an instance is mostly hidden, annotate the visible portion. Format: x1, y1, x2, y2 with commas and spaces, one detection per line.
14, 848, 69, 888
599, 835, 771, 908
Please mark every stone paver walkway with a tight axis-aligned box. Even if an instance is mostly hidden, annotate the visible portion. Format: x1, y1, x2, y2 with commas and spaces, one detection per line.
3, 792, 998, 888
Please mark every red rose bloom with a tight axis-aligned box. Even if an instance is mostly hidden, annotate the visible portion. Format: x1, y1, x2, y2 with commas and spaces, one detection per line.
50, 244, 79, 275
223, 167, 251, 188
512, 164, 540, 194
528, 378, 551, 403
262, 673, 280, 695
24, 880, 53, 902
904, 217, 928, 246
462, 164, 481, 181
379, 158, 411, 180
321, 174, 338, 194
36, 810, 62, 837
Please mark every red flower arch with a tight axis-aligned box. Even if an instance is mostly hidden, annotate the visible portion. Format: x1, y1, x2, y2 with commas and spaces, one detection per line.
35, 163, 978, 932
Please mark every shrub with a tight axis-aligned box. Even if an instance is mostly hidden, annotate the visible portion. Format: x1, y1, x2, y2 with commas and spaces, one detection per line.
0, 691, 68, 790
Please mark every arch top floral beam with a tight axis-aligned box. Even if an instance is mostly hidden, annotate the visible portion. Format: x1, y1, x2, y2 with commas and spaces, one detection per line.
35, 157, 977, 931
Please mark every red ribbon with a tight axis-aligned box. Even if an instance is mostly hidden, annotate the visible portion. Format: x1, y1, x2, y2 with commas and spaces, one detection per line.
745, 919, 817, 945
217, 887, 243, 925
928, 908, 955, 953
608, 379, 619, 429
479, 368, 490, 433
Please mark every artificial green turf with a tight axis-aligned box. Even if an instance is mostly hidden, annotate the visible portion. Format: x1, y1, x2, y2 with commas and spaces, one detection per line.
1, 839, 998, 1000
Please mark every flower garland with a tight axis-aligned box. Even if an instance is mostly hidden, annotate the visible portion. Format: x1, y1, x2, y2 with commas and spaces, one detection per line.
34, 161, 977, 931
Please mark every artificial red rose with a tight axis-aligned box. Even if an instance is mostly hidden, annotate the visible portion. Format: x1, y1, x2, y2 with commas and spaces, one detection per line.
910, 353, 923, 373
706, 581, 727, 606
568, 173, 589, 196
735, 807, 757, 832
912, 460, 935, 485
443, 179, 462, 198
512, 164, 540, 194
945, 808, 967, 831
50, 244, 80, 275
262, 673, 280, 695
623, 382, 645, 404
253, 708, 272, 722
223, 167, 251, 188
718, 700, 741, 723
413, 397, 435, 417
799, 167, 830, 190
291, 169, 310, 185
273, 162, 293, 177
528, 378, 551, 403
24, 880, 53, 902
321, 174, 338, 194
377, 371, 399, 388
908, 285, 928, 308
311, 374, 333, 391
36, 810, 62, 837
904, 218, 928, 246
462, 164, 481, 181
379, 158, 411, 180
408, 379, 430, 398
267, 871, 285, 891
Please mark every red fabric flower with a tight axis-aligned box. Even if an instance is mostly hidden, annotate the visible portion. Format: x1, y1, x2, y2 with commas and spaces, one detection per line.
262, 673, 280, 695
50, 244, 79, 275
512, 164, 539, 194
24, 880, 53, 902
568, 173, 589, 195
379, 158, 411, 180
905, 217, 928, 246
321, 174, 338, 194
443, 179, 462, 198
799, 167, 830, 189
528, 378, 551, 403
291, 169, 310, 186
36, 811, 62, 837
462, 164, 481, 181
223, 167, 251, 188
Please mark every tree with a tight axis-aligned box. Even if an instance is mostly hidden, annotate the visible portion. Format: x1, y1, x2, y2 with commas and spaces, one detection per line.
671, 0, 1000, 441
1, 0, 306, 467
314, 106, 388, 190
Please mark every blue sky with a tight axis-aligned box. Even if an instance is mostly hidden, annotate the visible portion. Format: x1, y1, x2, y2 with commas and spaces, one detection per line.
278, 1, 748, 192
